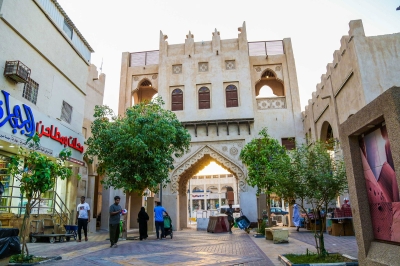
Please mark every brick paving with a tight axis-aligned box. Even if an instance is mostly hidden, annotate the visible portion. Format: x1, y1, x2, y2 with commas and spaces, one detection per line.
288, 228, 358, 258
27, 229, 275, 266
0, 227, 358, 266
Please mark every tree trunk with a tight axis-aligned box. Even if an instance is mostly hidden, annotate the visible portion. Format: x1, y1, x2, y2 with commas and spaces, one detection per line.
267, 194, 272, 227
20, 200, 32, 256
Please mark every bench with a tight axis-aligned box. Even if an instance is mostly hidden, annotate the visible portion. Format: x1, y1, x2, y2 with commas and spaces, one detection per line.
265, 228, 289, 243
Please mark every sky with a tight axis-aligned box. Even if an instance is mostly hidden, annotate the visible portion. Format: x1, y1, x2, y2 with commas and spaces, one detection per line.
57, 0, 400, 114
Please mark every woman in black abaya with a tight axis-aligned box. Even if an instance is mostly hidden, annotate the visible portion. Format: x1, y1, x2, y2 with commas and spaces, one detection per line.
138, 207, 149, 240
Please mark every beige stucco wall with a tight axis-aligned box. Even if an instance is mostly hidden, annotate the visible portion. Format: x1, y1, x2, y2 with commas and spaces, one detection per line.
117, 22, 303, 230
302, 20, 400, 143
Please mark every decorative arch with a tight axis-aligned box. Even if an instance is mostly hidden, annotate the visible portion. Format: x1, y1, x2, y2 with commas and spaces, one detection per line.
170, 145, 246, 195
255, 68, 284, 97
132, 78, 157, 105
320, 121, 334, 143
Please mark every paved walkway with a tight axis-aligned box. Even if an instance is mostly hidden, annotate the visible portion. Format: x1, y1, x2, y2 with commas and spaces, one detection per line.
0, 227, 358, 266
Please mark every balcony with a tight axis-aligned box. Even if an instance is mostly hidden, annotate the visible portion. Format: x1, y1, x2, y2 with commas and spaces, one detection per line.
256, 96, 286, 110
4, 61, 31, 83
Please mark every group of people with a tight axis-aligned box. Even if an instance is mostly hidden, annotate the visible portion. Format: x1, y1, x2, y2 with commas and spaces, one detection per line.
75, 195, 169, 248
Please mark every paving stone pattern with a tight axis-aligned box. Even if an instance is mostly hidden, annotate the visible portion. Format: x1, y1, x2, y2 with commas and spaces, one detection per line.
30, 230, 275, 266
288, 230, 358, 258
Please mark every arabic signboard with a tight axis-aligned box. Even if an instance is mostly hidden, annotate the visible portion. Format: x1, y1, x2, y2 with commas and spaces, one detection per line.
0, 90, 84, 162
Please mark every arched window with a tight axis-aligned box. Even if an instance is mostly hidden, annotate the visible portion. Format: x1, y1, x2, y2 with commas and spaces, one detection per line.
171, 89, 183, 111
198, 87, 210, 109
226, 85, 238, 107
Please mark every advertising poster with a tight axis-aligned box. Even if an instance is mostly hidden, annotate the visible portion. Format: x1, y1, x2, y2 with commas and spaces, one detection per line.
359, 123, 400, 243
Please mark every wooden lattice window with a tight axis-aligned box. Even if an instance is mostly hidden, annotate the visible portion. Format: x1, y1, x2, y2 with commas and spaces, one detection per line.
282, 138, 296, 150
171, 89, 183, 111
60, 101, 73, 124
226, 85, 238, 107
198, 87, 210, 109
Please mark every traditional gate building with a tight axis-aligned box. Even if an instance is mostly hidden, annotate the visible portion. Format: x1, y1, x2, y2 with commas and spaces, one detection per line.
118, 22, 303, 230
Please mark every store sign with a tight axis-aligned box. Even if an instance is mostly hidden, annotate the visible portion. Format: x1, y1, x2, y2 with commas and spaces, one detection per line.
0, 90, 84, 161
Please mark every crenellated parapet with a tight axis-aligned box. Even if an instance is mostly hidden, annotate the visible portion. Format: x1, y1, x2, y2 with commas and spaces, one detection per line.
303, 18, 400, 143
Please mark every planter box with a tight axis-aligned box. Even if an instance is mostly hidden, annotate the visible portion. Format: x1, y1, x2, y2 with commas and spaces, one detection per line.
278, 254, 358, 266
8, 256, 61, 265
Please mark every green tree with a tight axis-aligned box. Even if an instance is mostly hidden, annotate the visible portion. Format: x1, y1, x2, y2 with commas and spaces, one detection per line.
7, 134, 73, 257
239, 128, 291, 226
277, 140, 347, 256
85, 97, 191, 194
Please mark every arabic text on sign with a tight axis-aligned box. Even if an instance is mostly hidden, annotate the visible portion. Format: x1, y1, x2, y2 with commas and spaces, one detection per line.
36, 121, 84, 153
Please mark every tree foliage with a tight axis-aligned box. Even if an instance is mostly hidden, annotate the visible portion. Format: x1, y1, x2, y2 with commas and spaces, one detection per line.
239, 128, 291, 226
85, 97, 191, 193
276, 140, 347, 256
7, 134, 73, 256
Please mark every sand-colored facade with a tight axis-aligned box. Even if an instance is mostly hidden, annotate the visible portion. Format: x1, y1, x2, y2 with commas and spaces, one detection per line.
303, 20, 400, 265
302, 20, 400, 144
118, 22, 303, 230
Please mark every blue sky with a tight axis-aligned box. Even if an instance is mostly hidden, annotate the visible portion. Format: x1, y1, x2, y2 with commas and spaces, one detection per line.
57, 0, 400, 113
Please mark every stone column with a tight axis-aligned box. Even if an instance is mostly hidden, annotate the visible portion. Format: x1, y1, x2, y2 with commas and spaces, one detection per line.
203, 184, 207, 210
218, 183, 221, 207
146, 197, 154, 233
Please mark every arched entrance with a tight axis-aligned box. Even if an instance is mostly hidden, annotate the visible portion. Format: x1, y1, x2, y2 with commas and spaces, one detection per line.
163, 145, 257, 230
320, 121, 334, 143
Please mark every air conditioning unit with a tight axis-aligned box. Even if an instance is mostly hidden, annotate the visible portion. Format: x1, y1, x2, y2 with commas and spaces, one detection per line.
4, 60, 31, 83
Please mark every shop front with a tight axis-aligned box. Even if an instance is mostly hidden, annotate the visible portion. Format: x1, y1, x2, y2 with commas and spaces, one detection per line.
0, 89, 84, 228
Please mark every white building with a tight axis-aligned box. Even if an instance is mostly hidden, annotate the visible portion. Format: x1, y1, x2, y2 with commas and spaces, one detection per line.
0, 0, 104, 230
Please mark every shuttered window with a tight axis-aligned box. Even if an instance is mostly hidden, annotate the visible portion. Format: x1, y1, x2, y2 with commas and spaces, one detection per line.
226, 85, 238, 107
198, 87, 210, 109
171, 89, 183, 111
282, 138, 296, 150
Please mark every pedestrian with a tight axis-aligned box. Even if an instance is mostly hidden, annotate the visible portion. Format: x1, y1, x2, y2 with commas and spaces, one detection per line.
138, 207, 149, 240
226, 203, 235, 234
109, 196, 123, 248
292, 199, 301, 231
154, 202, 168, 240
76, 196, 90, 242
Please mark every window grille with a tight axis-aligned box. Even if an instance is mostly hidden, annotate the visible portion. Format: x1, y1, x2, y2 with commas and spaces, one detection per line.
60, 101, 73, 123
171, 89, 183, 111
22, 78, 39, 104
198, 87, 210, 109
226, 85, 238, 107
63, 19, 73, 39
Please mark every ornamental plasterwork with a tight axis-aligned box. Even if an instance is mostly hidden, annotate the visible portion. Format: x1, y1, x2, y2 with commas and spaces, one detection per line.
170, 145, 246, 195
198, 62, 208, 72
257, 97, 287, 110
133, 76, 139, 81
256, 64, 284, 82
172, 64, 182, 74
152, 74, 158, 79
225, 60, 235, 70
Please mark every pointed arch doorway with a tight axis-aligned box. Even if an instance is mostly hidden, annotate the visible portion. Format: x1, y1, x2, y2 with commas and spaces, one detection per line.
162, 145, 257, 231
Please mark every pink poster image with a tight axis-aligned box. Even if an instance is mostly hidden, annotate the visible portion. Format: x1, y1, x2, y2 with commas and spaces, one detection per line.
359, 123, 400, 243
